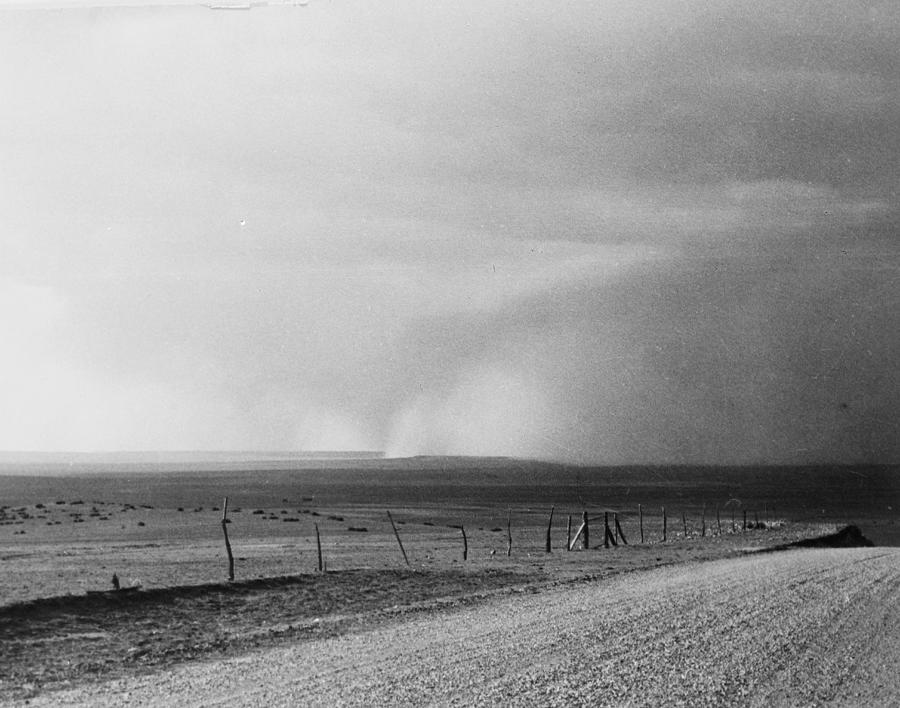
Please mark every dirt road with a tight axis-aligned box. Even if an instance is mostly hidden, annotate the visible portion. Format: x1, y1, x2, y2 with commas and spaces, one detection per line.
23, 547, 900, 707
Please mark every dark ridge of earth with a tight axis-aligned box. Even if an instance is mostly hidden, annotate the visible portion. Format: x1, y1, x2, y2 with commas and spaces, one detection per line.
769, 524, 875, 550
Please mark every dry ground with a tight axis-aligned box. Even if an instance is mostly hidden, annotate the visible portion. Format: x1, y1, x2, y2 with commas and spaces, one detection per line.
2, 463, 896, 704
14, 547, 900, 707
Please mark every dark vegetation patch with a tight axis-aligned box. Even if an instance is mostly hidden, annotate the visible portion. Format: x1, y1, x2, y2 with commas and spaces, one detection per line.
767, 524, 875, 551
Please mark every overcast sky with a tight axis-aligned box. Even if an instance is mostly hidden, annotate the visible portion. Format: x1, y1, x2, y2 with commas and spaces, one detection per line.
1, 1, 898, 463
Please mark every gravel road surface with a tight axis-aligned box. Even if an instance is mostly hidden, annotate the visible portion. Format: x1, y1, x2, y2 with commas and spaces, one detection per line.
22, 547, 900, 707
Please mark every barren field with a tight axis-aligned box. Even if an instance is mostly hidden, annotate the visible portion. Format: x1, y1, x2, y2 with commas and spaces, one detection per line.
15, 547, 900, 707
1, 459, 897, 704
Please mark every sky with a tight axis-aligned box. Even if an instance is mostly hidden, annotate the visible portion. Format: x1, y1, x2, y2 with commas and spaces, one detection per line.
1, 1, 898, 463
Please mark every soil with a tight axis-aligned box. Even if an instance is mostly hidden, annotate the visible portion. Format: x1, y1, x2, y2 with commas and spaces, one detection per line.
14, 547, 900, 707
1, 461, 897, 704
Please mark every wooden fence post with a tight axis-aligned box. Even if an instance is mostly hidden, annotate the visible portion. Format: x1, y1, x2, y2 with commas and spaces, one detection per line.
716, 505, 721, 535
732, 507, 736, 533
603, 511, 610, 548
566, 514, 572, 552
506, 510, 512, 557
742, 509, 747, 532
604, 512, 616, 548
545, 506, 554, 553
701, 504, 706, 537
315, 522, 324, 572
568, 519, 588, 551
663, 506, 667, 542
221, 496, 234, 582
581, 511, 589, 550
682, 511, 688, 538
614, 513, 628, 545
460, 525, 468, 561
387, 511, 410, 566
639, 504, 644, 544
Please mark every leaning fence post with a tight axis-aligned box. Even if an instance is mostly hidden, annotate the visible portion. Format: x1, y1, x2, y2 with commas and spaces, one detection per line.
566, 514, 572, 552
315, 522, 324, 572
614, 513, 628, 545
387, 511, 410, 566
460, 525, 468, 561
604, 512, 616, 547
639, 504, 644, 544
545, 506, 554, 553
221, 496, 234, 582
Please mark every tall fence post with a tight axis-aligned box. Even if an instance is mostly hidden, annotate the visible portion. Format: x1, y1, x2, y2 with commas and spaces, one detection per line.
614, 513, 628, 545
701, 504, 706, 537
315, 522, 324, 572
743, 509, 747, 532
221, 496, 234, 582
460, 525, 468, 561
663, 506, 667, 542
387, 510, 410, 566
604, 511, 616, 548
581, 511, 589, 550
545, 506, 554, 553
639, 504, 644, 544
716, 505, 721, 535
682, 511, 688, 538
566, 514, 572, 552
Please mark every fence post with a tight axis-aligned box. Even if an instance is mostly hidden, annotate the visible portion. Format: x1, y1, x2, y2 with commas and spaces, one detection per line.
460, 525, 468, 561
545, 506, 554, 553
682, 511, 687, 538
639, 504, 644, 544
716, 505, 721, 535
387, 510, 410, 566
581, 511, 589, 550
604, 512, 616, 547
566, 514, 572, 552
614, 513, 628, 545
603, 511, 610, 548
663, 506, 667, 542
221, 496, 234, 582
315, 522, 324, 572
743, 509, 747, 532
701, 504, 706, 537
506, 510, 513, 557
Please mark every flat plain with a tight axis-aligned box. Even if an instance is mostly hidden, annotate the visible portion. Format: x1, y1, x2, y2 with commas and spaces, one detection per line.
1, 458, 897, 704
